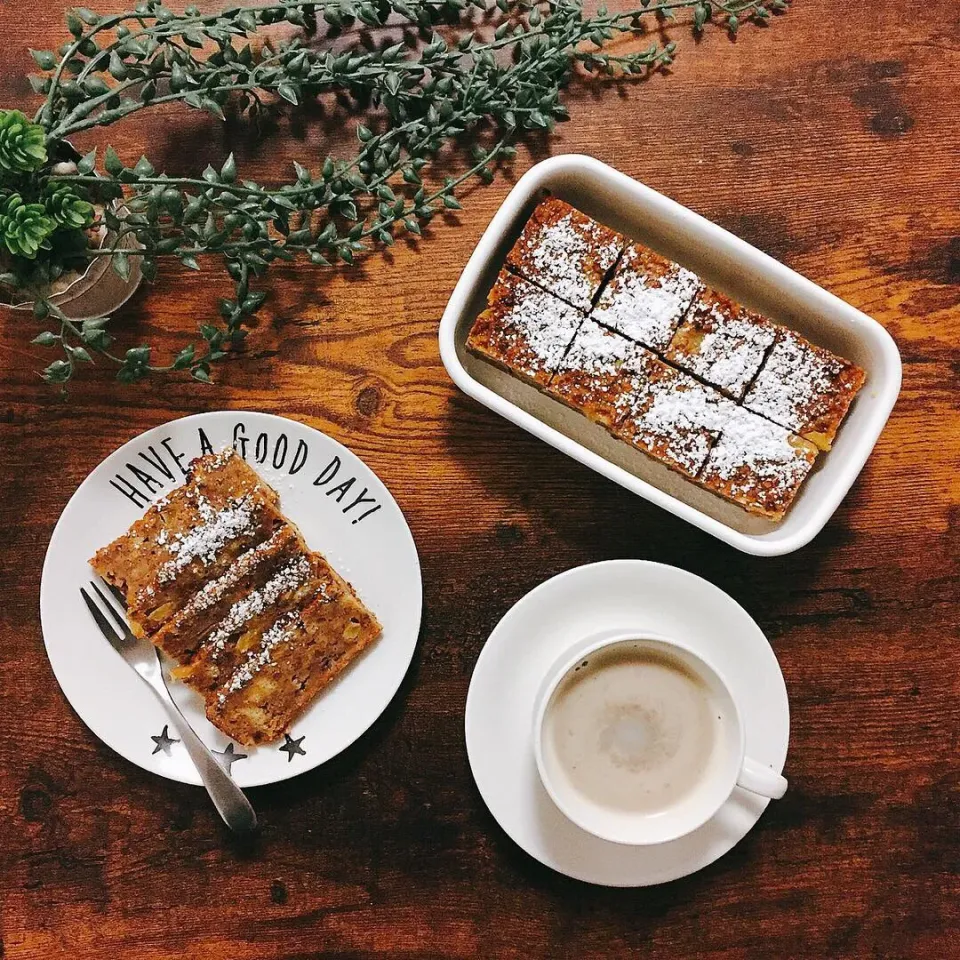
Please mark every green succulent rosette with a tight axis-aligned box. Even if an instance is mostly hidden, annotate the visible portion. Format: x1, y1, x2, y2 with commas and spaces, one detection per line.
0, 193, 56, 258
0, 109, 48, 175
42, 183, 95, 230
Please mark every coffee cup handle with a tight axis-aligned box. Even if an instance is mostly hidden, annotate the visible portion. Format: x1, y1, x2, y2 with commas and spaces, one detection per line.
736, 757, 788, 799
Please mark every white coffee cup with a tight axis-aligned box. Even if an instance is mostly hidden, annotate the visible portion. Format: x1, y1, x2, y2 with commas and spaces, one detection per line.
532, 631, 787, 846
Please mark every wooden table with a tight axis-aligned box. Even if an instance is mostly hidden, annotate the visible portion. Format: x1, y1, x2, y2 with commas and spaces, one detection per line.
1, 2, 957, 957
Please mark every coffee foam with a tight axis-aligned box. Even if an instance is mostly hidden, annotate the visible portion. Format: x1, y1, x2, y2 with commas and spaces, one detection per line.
541, 642, 731, 820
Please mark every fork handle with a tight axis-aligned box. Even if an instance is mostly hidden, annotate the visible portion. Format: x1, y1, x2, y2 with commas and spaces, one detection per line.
161, 697, 258, 833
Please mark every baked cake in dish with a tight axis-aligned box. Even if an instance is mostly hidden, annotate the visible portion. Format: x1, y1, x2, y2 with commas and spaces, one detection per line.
612, 352, 734, 479
467, 196, 865, 520
699, 408, 819, 520
743, 328, 867, 451
665, 289, 777, 400
466, 269, 584, 387
591, 241, 703, 352
91, 449, 381, 745
506, 197, 622, 311
546, 319, 641, 428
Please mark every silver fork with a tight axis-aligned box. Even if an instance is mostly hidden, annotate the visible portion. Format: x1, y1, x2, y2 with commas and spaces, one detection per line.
80, 580, 257, 833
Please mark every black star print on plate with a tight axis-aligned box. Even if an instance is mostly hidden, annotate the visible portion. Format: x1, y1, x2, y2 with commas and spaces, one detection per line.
212, 742, 248, 774
150, 724, 180, 756
278, 733, 306, 762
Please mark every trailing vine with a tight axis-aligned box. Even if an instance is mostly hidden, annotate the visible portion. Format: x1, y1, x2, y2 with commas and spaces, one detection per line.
0, 0, 789, 385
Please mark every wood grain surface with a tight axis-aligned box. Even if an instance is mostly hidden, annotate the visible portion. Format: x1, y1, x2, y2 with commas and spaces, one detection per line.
1, 2, 958, 957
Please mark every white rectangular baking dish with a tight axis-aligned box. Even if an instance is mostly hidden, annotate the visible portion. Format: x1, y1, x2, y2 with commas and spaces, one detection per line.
438, 155, 901, 556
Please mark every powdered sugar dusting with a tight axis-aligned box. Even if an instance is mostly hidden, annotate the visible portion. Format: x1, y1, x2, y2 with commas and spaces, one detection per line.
616, 360, 734, 475
745, 331, 852, 432
217, 609, 302, 703
518, 208, 621, 310
206, 554, 312, 656
176, 528, 290, 618
669, 304, 777, 399
558, 319, 633, 376
593, 248, 702, 350
704, 407, 815, 496
156, 494, 256, 583
204, 447, 236, 471
496, 278, 584, 376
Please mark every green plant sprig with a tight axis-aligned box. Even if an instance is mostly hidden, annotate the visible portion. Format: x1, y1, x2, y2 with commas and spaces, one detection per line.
8, 0, 789, 386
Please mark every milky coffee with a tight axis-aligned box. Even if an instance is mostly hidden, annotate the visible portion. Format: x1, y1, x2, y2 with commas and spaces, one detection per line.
541, 642, 729, 817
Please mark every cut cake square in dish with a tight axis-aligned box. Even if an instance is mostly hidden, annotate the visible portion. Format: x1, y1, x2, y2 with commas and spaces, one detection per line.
612, 350, 734, 479
697, 407, 819, 520
664, 289, 777, 400
206, 558, 382, 746
743, 329, 866, 451
91, 448, 287, 639
466, 268, 584, 387
591, 241, 703, 352
546, 319, 643, 428
506, 197, 623, 311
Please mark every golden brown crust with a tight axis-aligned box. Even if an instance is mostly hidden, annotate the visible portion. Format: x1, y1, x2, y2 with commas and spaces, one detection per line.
505, 197, 623, 311
466, 269, 584, 387
664, 289, 777, 400
743, 329, 866, 450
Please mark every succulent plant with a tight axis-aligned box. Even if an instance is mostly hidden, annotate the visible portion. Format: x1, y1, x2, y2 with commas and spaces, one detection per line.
0, 109, 48, 175
0, 193, 55, 258
42, 183, 94, 230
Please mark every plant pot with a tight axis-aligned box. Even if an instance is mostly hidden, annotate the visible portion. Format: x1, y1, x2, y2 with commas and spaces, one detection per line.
3, 214, 143, 321
2, 142, 143, 321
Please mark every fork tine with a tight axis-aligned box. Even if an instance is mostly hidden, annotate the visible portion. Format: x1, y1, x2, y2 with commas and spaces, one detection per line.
89, 580, 136, 641
80, 587, 126, 652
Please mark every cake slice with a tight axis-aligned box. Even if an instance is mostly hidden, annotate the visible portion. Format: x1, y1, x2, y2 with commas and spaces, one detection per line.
546, 319, 642, 428
467, 268, 584, 388
591, 242, 703, 352
506, 197, 623, 310
743, 329, 866, 450
697, 407, 819, 520
91, 448, 383, 745
664, 289, 777, 400
91, 448, 286, 638
206, 561, 382, 745
612, 351, 734, 479
173, 547, 332, 693
154, 523, 308, 666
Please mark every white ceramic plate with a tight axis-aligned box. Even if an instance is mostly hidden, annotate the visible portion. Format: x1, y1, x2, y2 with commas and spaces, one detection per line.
439, 155, 902, 555
40, 411, 422, 788
465, 560, 789, 887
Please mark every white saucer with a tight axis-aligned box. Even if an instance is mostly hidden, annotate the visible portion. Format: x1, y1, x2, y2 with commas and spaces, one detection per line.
464, 560, 789, 887
41, 411, 422, 788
